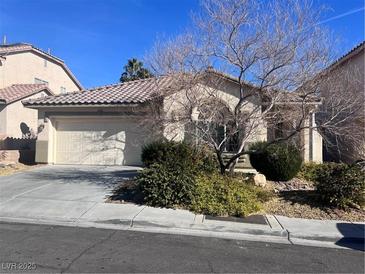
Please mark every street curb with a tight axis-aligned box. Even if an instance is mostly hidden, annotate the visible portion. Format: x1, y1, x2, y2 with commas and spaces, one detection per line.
0, 216, 291, 246
287, 233, 365, 243
131, 219, 288, 237
1, 215, 363, 250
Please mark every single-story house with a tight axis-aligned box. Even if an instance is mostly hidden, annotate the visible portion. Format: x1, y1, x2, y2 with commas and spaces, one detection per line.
23, 72, 323, 167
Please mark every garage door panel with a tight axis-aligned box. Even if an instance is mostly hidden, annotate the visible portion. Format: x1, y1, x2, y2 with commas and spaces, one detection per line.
55, 119, 146, 166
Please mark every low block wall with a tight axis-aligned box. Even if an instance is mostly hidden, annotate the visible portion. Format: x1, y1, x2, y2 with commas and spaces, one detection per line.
0, 137, 36, 150
0, 150, 20, 163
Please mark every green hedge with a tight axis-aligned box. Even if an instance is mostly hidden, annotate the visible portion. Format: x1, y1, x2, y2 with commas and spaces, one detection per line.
297, 162, 322, 182
141, 140, 217, 173
314, 163, 365, 208
249, 141, 302, 181
137, 163, 196, 208
190, 173, 271, 217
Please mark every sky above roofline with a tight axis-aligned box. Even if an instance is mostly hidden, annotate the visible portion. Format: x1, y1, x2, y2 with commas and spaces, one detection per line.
0, 0, 364, 89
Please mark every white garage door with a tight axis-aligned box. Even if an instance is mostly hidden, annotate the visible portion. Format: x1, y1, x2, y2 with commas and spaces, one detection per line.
55, 118, 147, 165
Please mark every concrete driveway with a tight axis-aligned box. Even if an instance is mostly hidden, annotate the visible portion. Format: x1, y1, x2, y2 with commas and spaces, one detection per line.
0, 165, 141, 221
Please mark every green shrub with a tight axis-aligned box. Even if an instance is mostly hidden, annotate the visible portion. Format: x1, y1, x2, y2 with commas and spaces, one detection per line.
297, 162, 322, 182
141, 140, 193, 167
249, 141, 302, 181
137, 163, 196, 208
190, 173, 269, 217
141, 140, 217, 173
314, 163, 365, 209
191, 145, 218, 174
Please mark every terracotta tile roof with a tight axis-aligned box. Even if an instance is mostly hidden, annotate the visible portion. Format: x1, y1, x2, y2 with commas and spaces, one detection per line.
0, 43, 83, 90
23, 76, 174, 107
0, 43, 63, 62
23, 71, 321, 107
0, 84, 53, 104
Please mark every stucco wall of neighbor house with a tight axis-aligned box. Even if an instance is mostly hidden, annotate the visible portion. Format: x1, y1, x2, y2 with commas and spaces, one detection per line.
0, 52, 80, 93
4, 91, 50, 138
0, 105, 7, 135
321, 49, 365, 163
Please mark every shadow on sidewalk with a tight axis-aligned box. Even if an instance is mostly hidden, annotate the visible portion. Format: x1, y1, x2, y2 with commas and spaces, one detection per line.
336, 223, 365, 251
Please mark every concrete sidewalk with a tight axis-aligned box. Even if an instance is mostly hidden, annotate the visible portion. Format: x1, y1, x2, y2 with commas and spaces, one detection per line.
0, 199, 363, 250
1, 165, 363, 250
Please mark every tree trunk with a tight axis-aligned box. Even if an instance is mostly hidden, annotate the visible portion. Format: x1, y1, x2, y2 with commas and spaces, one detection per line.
215, 149, 226, 175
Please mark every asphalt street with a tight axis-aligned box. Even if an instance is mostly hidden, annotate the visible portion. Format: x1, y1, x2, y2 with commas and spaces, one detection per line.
0, 222, 364, 273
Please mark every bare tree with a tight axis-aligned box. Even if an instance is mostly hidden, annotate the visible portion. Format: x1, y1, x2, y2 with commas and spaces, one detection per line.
315, 65, 364, 162
144, 0, 362, 173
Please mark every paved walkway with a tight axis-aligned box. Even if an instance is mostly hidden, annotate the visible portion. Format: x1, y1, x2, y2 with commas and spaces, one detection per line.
0, 165, 364, 251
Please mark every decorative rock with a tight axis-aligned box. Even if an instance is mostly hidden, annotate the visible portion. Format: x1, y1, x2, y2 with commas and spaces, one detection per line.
254, 173, 267, 187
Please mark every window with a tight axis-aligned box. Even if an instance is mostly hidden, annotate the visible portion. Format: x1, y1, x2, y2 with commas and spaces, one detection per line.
34, 78, 49, 85
60, 87, 66, 93
192, 120, 241, 152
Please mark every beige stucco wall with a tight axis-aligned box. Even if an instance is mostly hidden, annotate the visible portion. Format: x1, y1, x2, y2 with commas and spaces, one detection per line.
320, 49, 364, 163
163, 79, 319, 163
302, 112, 323, 163
162, 81, 267, 145
0, 104, 6, 134
0, 51, 81, 93
2, 91, 50, 138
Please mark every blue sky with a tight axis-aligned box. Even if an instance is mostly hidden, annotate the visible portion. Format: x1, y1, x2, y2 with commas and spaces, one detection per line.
0, 0, 364, 89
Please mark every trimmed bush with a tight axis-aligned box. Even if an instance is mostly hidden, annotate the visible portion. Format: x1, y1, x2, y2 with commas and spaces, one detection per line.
314, 163, 365, 208
297, 162, 322, 182
249, 141, 302, 181
141, 140, 193, 167
190, 173, 269, 217
141, 140, 217, 173
191, 145, 218, 174
137, 163, 196, 208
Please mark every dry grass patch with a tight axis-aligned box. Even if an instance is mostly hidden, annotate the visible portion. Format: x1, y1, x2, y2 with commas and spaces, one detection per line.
0, 163, 39, 176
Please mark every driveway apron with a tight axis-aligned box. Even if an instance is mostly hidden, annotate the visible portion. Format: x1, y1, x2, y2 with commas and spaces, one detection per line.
0, 165, 140, 220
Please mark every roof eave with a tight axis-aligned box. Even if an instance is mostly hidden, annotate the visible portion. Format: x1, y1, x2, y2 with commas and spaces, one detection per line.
23, 103, 144, 109
262, 100, 321, 106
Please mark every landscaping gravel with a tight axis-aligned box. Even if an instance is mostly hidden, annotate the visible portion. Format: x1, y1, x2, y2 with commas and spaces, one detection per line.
264, 186, 365, 222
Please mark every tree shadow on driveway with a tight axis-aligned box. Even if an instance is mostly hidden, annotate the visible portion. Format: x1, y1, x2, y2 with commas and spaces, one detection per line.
25, 166, 141, 188
107, 179, 144, 204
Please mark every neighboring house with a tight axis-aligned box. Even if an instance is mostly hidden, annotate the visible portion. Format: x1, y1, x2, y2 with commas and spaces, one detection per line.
0, 43, 83, 139
0, 84, 53, 138
0, 43, 83, 93
23, 72, 322, 167
319, 41, 364, 163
